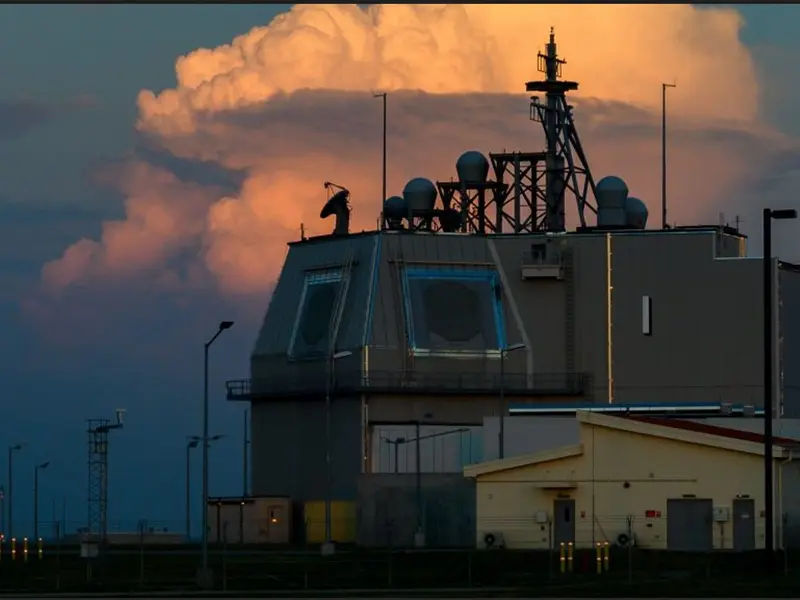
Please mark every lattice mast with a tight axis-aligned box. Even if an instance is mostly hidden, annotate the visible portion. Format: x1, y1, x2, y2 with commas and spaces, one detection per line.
527, 28, 597, 230
87, 412, 124, 542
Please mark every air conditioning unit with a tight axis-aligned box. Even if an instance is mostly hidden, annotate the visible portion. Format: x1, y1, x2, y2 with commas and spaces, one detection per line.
482, 531, 505, 549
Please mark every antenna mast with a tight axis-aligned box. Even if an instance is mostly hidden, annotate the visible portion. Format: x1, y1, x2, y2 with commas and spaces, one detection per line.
527, 28, 597, 230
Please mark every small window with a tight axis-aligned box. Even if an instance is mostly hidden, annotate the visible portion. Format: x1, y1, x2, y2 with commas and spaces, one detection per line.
642, 295, 652, 336
563, 506, 571, 523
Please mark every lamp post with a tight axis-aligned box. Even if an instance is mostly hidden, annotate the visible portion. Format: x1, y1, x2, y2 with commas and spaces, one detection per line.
499, 343, 526, 460
186, 439, 199, 540
201, 320, 234, 584
382, 436, 406, 473
323, 349, 353, 556
763, 207, 796, 570
188, 434, 223, 541
7, 444, 22, 540
34, 461, 49, 541
242, 409, 249, 497
661, 82, 676, 229
373, 91, 387, 208
404, 427, 469, 544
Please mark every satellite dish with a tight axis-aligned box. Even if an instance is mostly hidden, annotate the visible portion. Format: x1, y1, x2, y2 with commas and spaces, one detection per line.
320, 189, 351, 236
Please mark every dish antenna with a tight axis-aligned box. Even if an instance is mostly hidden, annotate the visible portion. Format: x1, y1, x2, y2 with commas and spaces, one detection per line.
321, 181, 351, 236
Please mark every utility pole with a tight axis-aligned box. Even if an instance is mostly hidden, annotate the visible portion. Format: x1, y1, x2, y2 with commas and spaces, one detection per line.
243, 409, 249, 497
186, 439, 199, 540
763, 207, 797, 572
373, 92, 388, 221
34, 462, 49, 541
201, 320, 234, 587
7, 444, 22, 540
661, 82, 676, 229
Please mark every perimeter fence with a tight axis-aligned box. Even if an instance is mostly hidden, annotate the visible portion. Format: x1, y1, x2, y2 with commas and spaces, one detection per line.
3, 513, 800, 594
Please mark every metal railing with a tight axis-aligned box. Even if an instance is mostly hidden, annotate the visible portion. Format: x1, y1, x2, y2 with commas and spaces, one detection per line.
226, 370, 591, 401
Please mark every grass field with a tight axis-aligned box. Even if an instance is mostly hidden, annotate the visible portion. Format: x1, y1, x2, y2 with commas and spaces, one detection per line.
0, 543, 798, 596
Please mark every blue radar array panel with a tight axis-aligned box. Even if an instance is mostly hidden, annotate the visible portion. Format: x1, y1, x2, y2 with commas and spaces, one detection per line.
401, 268, 506, 356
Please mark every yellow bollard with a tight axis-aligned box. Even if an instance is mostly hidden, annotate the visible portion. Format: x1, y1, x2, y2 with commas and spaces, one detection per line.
603, 541, 610, 571
22, 537, 28, 562
559, 542, 566, 573
596, 542, 602, 574
37, 537, 43, 560
567, 541, 574, 572
10, 537, 16, 561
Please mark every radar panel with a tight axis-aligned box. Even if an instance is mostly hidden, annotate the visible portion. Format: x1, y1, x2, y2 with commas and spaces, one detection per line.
289, 270, 348, 358
402, 269, 506, 356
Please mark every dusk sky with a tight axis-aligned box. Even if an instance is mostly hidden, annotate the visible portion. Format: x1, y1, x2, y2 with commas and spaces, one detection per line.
2, 3, 800, 535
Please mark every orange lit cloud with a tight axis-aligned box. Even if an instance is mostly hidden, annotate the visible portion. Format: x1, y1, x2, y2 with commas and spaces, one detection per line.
39, 3, 800, 300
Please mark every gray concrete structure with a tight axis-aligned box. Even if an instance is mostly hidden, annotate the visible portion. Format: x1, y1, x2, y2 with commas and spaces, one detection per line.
357, 474, 475, 548
227, 225, 800, 545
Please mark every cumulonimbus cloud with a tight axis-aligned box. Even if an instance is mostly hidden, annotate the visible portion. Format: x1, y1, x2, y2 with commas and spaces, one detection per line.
38, 3, 799, 301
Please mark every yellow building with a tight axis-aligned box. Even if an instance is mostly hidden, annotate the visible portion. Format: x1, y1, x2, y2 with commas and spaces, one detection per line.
464, 411, 800, 551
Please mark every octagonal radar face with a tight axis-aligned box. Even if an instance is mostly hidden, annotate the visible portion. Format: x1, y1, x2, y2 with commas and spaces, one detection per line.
403, 177, 437, 213
456, 150, 490, 183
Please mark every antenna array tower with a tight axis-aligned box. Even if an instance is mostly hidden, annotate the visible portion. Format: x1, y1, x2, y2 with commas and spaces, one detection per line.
526, 28, 597, 230
432, 29, 597, 235
87, 415, 123, 543
87, 419, 110, 542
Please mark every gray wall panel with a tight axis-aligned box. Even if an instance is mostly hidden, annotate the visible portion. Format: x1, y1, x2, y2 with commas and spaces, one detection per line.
251, 397, 362, 501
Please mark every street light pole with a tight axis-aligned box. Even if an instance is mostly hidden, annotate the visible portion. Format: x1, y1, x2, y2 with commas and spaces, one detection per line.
7, 444, 22, 540
186, 439, 199, 540
323, 349, 353, 556
373, 92, 387, 207
498, 342, 526, 460
661, 82, 676, 229
201, 320, 234, 584
243, 409, 249, 497
763, 207, 797, 571
34, 461, 49, 541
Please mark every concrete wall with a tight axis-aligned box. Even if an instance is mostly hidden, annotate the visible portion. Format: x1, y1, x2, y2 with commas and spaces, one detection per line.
357, 473, 475, 548
250, 397, 362, 502
780, 267, 800, 417
474, 423, 788, 550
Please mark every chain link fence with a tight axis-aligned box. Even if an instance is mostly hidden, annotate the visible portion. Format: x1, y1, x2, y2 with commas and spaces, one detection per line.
3, 514, 800, 593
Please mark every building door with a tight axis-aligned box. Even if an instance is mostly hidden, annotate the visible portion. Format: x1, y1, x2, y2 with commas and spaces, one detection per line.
732, 498, 756, 551
553, 498, 575, 546
666, 498, 713, 551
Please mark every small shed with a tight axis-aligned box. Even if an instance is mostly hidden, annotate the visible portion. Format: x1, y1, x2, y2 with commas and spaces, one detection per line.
464, 410, 800, 551
207, 496, 291, 544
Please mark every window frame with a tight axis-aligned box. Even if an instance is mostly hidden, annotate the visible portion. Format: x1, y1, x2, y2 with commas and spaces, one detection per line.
287, 269, 345, 359
400, 267, 507, 358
